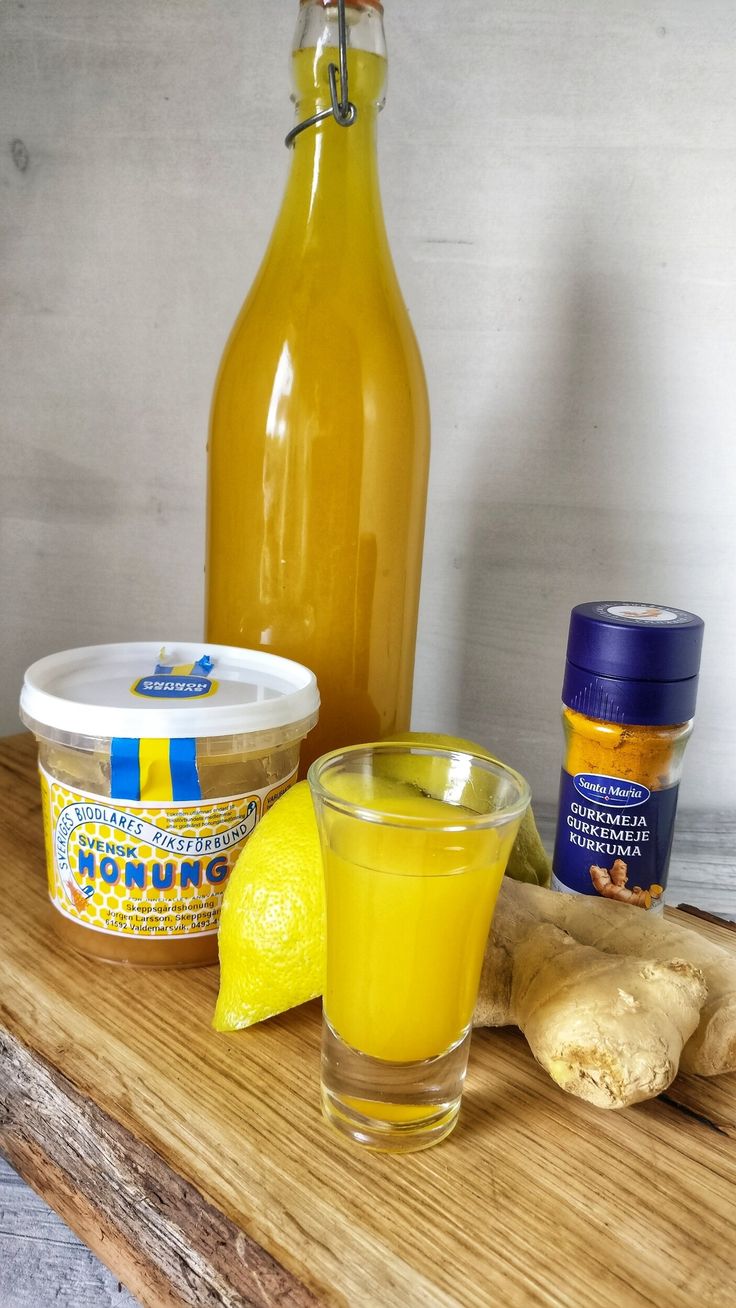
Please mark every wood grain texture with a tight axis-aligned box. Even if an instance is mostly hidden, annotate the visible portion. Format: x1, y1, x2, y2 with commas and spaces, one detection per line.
1, 733, 735, 1308
1, 1028, 315, 1308
5, 794, 734, 1307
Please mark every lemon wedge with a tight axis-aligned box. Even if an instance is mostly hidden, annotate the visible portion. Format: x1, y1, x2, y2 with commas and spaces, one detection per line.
384, 732, 550, 887
213, 781, 325, 1032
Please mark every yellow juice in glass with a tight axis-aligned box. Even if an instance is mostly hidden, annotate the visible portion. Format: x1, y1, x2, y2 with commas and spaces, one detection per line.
323, 778, 520, 1064
311, 746, 529, 1151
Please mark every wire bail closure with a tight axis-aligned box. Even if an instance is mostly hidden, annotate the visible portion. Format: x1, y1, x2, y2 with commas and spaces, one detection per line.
285, 0, 358, 148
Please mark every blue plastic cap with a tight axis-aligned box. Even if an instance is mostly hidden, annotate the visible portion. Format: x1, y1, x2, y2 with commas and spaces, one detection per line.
562, 601, 704, 725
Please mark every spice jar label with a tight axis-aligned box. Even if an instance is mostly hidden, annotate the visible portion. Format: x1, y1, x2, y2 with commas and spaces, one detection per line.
40, 765, 296, 939
552, 769, 680, 912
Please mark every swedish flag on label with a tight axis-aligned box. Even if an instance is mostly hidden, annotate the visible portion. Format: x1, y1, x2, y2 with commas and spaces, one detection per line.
155, 654, 214, 678
111, 738, 201, 802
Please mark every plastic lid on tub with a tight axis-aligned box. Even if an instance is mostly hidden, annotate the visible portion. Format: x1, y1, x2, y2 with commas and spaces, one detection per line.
20, 642, 320, 742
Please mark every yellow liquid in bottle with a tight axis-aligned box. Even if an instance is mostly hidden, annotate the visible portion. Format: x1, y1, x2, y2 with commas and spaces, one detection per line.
206, 45, 430, 770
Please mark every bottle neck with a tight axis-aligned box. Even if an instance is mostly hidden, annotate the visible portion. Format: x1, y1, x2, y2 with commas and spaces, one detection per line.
275, 1, 389, 255
292, 0, 387, 78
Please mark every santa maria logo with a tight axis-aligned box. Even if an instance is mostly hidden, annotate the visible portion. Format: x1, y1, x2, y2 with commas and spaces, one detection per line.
573, 773, 650, 808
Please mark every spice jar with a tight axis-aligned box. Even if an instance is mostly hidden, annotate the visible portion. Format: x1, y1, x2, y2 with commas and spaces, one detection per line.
552, 603, 704, 913
20, 642, 319, 966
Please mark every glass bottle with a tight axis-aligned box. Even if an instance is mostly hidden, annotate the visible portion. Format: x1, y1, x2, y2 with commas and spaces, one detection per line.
206, 0, 430, 771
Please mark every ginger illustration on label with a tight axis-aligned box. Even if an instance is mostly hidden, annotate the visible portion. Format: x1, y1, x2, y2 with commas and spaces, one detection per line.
552, 767, 679, 913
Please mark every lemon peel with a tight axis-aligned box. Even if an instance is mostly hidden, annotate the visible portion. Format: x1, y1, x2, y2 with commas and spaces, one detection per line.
384, 731, 551, 887
213, 781, 325, 1032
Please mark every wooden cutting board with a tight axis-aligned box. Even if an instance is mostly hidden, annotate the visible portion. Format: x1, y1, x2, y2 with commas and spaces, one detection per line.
1, 733, 734, 1308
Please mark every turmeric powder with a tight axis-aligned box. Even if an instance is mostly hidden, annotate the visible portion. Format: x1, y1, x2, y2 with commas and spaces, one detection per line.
563, 708, 691, 790
552, 602, 703, 912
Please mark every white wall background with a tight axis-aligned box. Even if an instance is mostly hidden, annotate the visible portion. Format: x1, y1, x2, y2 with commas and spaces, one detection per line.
2, 0, 735, 811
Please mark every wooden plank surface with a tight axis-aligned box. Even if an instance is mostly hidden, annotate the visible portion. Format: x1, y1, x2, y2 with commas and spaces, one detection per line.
1, 732, 735, 1308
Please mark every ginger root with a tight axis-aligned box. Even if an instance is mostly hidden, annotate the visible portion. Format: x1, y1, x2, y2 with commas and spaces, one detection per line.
475, 878, 736, 1079
512, 924, 706, 1108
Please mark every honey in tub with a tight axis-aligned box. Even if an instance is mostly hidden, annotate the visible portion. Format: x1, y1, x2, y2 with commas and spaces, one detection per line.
21, 643, 319, 966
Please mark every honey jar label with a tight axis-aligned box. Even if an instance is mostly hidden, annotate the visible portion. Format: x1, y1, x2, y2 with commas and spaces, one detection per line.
40, 765, 296, 938
551, 768, 680, 912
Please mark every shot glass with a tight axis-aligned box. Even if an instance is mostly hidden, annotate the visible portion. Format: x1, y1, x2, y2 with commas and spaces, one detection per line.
308, 743, 530, 1152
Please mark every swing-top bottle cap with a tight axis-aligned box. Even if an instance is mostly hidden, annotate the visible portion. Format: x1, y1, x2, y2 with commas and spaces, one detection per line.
561, 601, 704, 726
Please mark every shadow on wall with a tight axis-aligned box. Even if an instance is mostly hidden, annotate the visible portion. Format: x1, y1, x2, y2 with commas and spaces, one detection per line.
453, 236, 684, 797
